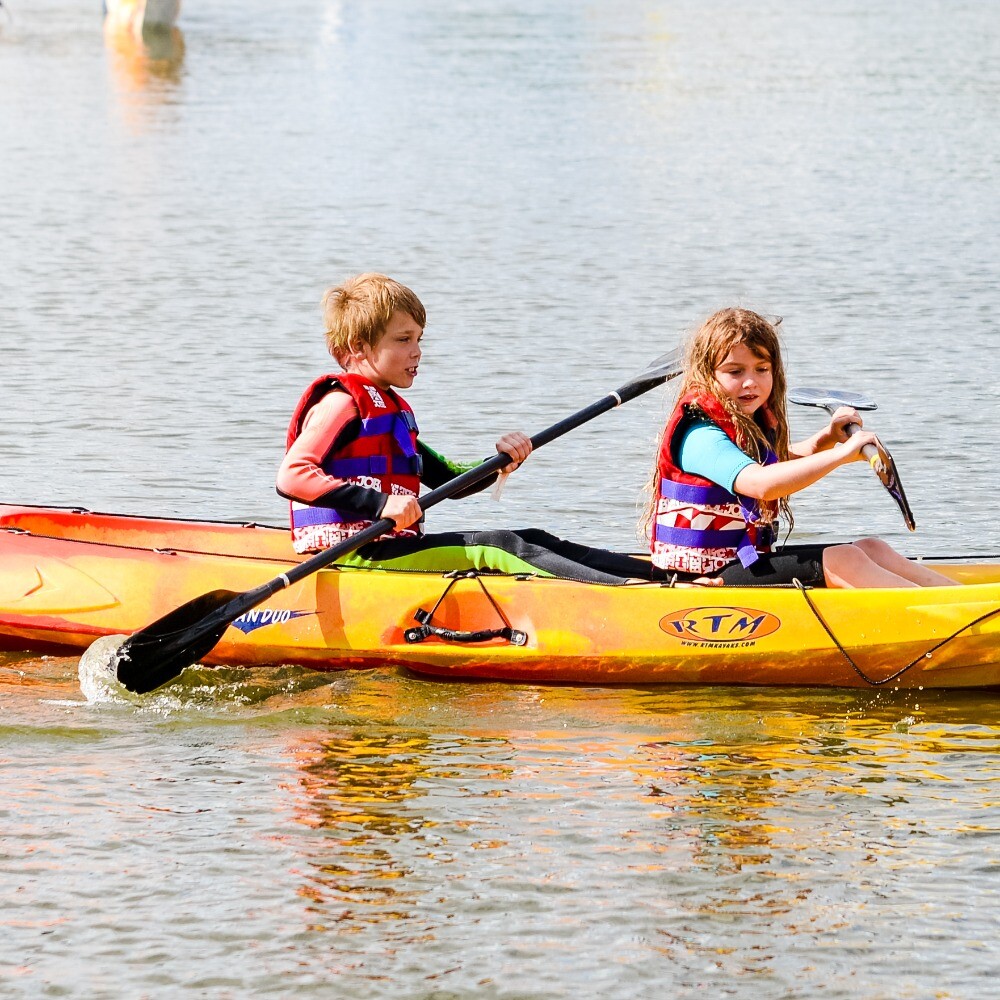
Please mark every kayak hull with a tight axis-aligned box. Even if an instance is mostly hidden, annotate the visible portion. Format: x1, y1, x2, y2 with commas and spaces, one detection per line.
1, 504, 998, 689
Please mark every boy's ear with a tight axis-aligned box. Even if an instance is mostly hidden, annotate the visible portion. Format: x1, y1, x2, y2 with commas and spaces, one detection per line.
344, 343, 373, 368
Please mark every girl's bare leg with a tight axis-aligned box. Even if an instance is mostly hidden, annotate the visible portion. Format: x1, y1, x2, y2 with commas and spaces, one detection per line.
855, 537, 958, 586
823, 538, 958, 589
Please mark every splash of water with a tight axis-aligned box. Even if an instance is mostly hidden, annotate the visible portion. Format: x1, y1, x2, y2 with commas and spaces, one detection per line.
78, 634, 138, 704
78, 635, 343, 710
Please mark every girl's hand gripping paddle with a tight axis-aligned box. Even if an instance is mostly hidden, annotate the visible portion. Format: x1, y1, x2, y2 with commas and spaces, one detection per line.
788, 387, 916, 531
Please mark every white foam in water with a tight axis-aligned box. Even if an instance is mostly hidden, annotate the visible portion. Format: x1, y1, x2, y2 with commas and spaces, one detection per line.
78, 634, 138, 704
78, 635, 211, 713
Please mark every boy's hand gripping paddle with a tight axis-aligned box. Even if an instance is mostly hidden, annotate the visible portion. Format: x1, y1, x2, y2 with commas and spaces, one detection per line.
110, 347, 685, 694
788, 387, 916, 532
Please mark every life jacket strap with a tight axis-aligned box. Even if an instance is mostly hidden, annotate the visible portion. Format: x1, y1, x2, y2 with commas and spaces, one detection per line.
328, 454, 424, 478
659, 478, 739, 506
291, 506, 353, 528
654, 523, 765, 569
356, 413, 420, 458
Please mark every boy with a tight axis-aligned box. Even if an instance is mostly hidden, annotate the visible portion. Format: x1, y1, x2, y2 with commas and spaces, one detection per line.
277, 273, 653, 583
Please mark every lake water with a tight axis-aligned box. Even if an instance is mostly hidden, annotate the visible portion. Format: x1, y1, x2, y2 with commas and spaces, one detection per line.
1, 1, 998, 997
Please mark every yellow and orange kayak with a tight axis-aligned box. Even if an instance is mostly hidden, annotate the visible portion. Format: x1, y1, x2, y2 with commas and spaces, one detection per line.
1, 503, 998, 689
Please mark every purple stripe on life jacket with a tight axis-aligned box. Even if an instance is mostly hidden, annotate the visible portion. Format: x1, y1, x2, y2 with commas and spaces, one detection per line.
659, 478, 738, 507
659, 477, 766, 527
356, 413, 419, 458
654, 523, 747, 548
291, 506, 355, 528
330, 456, 389, 477
735, 535, 761, 568
392, 417, 418, 457
329, 455, 423, 478
655, 523, 762, 568
357, 414, 399, 439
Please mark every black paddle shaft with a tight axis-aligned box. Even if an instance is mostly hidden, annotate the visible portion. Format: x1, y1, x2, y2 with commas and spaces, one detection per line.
234, 379, 661, 606
113, 349, 683, 693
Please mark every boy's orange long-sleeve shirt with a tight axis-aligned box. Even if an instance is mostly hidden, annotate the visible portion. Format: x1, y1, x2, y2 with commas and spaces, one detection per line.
276, 389, 495, 519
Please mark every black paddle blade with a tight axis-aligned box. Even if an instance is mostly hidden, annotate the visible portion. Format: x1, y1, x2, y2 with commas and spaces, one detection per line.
613, 346, 684, 406
871, 450, 917, 531
630, 346, 684, 391
788, 387, 878, 412
114, 589, 241, 693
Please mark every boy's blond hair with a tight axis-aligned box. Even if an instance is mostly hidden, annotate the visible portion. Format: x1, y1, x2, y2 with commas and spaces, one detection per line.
322, 273, 426, 365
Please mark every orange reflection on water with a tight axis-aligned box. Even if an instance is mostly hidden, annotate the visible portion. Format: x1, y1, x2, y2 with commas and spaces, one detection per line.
281, 720, 513, 935
247, 674, 998, 985
104, 20, 185, 100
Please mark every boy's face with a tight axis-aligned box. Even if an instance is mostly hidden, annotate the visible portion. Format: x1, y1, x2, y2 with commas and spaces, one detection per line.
352, 310, 423, 390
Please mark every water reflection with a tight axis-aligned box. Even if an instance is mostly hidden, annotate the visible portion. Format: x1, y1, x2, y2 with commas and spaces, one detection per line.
2, 649, 996, 994
626, 694, 999, 980
104, 0, 182, 34
104, 18, 185, 96
282, 723, 512, 935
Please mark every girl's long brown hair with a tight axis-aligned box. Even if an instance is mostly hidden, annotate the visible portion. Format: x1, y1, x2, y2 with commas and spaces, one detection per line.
640, 308, 793, 541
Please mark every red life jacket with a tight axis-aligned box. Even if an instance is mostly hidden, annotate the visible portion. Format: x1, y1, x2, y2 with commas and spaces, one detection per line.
286, 372, 423, 553
652, 390, 779, 574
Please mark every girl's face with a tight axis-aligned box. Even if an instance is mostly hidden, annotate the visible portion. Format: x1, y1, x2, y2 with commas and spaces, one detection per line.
714, 341, 773, 416
349, 309, 423, 390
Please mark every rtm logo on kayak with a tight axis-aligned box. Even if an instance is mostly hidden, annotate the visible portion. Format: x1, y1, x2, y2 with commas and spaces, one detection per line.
659, 606, 781, 646
230, 609, 315, 635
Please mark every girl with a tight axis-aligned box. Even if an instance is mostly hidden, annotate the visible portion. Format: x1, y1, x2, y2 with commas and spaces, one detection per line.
645, 307, 955, 588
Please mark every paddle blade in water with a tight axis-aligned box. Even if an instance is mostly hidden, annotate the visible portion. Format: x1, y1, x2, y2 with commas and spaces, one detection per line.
113, 589, 241, 693
79, 634, 136, 703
